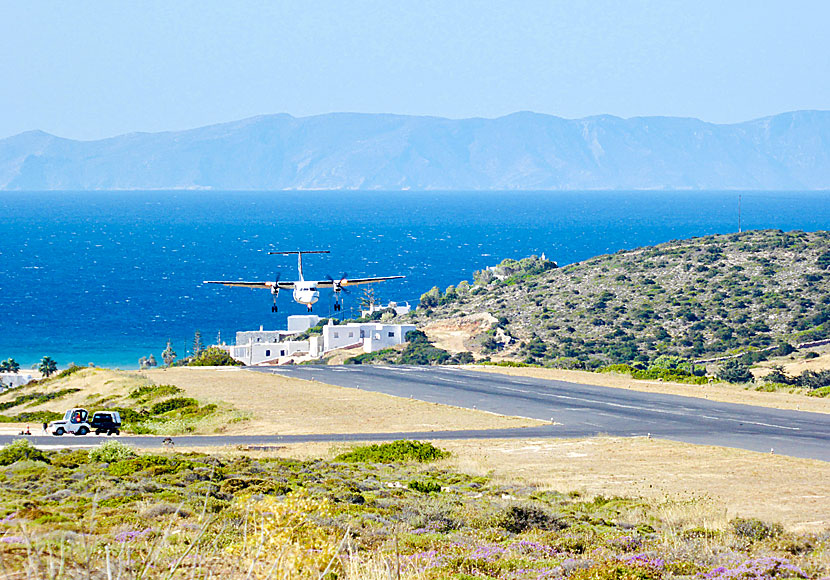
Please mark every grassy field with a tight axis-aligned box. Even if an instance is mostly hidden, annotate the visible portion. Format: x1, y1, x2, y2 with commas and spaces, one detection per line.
0, 438, 826, 579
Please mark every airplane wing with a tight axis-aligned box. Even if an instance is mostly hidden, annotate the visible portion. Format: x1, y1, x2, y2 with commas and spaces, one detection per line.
315, 275, 405, 288
203, 280, 297, 289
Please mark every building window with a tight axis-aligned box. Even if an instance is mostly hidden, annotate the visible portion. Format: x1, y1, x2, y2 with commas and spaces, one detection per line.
334, 332, 339, 338
388, 331, 395, 337
360, 330, 365, 338
265, 350, 271, 356
280, 350, 285, 356
348, 332, 354, 338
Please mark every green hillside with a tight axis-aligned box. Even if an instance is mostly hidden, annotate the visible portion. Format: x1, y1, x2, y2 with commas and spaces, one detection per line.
413, 230, 830, 368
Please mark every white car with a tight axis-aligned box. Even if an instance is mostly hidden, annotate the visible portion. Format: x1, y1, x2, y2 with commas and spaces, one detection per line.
49, 408, 91, 436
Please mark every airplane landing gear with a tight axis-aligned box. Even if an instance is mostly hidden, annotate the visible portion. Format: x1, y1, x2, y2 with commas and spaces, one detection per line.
271, 305, 278, 313
333, 302, 341, 312
306, 305, 313, 312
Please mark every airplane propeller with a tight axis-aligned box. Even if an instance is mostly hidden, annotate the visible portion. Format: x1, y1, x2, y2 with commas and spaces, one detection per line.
326, 273, 350, 294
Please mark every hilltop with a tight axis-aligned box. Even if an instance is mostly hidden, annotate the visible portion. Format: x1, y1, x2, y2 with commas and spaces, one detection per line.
2, 110, 830, 190
412, 230, 830, 369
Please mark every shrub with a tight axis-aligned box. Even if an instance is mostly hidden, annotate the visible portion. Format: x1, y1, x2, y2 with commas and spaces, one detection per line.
188, 347, 243, 366
335, 440, 450, 463
498, 504, 567, 534
88, 440, 137, 463
0, 439, 50, 465
107, 454, 190, 476
570, 560, 662, 580
150, 397, 198, 415
129, 384, 183, 400
731, 517, 783, 541
408, 480, 442, 493
718, 360, 753, 383
53, 365, 85, 380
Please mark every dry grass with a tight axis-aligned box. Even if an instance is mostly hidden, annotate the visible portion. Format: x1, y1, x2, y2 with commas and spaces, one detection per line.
143, 367, 543, 435
470, 365, 830, 414
440, 437, 830, 533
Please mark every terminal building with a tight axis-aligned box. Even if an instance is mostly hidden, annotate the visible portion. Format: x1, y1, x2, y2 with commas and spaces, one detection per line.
218, 315, 415, 365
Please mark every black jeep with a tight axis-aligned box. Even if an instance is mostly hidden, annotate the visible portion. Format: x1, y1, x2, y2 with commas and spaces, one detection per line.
90, 411, 121, 435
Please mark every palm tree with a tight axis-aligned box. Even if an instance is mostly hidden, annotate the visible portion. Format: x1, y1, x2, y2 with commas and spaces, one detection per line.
38, 356, 58, 378
4, 359, 20, 373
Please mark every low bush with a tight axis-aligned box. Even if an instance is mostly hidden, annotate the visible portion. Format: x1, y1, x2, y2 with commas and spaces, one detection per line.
0, 388, 81, 411
718, 360, 753, 384
88, 440, 137, 463
335, 440, 450, 463
498, 504, 567, 533
600, 364, 707, 384
408, 480, 442, 493
570, 560, 662, 580
0, 439, 50, 465
129, 384, 183, 401
732, 517, 783, 542
187, 347, 243, 367
150, 397, 198, 415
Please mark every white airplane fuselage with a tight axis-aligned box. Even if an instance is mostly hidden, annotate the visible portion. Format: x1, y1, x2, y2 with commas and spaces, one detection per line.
293, 283, 320, 306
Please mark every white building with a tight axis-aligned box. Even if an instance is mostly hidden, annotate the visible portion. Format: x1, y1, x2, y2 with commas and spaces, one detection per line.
0, 373, 33, 389
319, 321, 416, 354
224, 315, 320, 365
216, 315, 416, 365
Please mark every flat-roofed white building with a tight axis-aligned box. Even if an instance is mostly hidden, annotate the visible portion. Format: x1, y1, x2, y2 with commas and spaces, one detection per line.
217, 316, 416, 365
0, 373, 33, 390
322, 321, 416, 353
230, 340, 310, 365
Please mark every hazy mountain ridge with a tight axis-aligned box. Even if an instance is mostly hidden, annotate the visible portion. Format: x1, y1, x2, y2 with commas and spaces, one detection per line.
1, 111, 829, 190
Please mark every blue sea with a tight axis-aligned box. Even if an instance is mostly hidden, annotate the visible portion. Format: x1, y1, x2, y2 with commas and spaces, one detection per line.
2, 191, 829, 369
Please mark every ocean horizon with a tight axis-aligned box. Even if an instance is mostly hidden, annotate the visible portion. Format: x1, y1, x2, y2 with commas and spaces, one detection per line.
3, 190, 830, 369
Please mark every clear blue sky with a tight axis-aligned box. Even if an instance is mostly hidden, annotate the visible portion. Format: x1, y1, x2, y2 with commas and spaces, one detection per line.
2, 1, 829, 140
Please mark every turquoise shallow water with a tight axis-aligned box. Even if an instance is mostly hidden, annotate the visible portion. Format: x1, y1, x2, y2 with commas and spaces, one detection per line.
2, 190, 829, 368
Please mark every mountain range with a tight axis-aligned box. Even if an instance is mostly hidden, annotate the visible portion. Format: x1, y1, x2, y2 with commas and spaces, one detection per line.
1, 110, 829, 190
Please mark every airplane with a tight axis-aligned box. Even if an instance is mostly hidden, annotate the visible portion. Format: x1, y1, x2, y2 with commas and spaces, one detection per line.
204, 250, 404, 312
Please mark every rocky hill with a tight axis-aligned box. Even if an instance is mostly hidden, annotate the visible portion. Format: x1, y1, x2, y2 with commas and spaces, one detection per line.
2, 110, 830, 190
412, 230, 830, 368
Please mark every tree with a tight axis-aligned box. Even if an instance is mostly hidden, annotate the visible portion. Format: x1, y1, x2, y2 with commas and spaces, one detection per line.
0, 358, 17, 373
38, 356, 58, 378
193, 330, 204, 357
419, 287, 441, 309
359, 286, 377, 311
717, 360, 753, 384
146, 354, 158, 367
138, 356, 148, 369
162, 341, 177, 366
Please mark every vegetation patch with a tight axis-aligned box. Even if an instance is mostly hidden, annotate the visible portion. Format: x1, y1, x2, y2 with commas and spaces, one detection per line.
0, 440, 824, 579
412, 231, 830, 371
335, 440, 451, 463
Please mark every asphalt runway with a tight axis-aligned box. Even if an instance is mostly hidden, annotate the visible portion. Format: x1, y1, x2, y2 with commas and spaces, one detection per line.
4, 365, 828, 461
249, 365, 830, 461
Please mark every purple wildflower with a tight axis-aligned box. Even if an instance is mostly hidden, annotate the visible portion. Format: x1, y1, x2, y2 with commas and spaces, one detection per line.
701, 557, 807, 580
114, 527, 153, 543
1, 536, 25, 544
